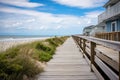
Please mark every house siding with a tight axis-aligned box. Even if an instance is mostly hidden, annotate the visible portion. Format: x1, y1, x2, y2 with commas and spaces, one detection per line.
106, 21, 111, 32
117, 18, 120, 31
106, 18, 120, 32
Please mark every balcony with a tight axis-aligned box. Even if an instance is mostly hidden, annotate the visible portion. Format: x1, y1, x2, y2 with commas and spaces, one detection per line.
98, 1, 120, 23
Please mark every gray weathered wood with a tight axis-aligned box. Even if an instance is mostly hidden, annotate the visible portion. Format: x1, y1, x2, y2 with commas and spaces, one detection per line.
79, 36, 120, 51
92, 64, 104, 80
90, 41, 96, 72
95, 56, 119, 80
96, 49, 119, 72
72, 35, 119, 80
36, 37, 98, 80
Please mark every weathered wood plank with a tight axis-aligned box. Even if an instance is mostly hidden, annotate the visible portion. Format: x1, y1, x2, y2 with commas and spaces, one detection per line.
36, 37, 98, 80
96, 45, 119, 63
38, 75, 97, 80
80, 36, 120, 51
72, 35, 120, 80
96, 49, 119, 72
95, 56, 119, 80
92, 65, 105, 80
83, 54, 90, 65
40, 71, 95, 76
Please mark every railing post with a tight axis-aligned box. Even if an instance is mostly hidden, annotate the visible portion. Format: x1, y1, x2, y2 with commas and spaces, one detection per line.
119, 51, 120, 80
118, 32, 120, 41
76, 37, 79, 46
83, 39, 86, 55
78, 38, 81, 46
79, 38, 82, 48
90, 41, 96, 72
80, 38, 85, 58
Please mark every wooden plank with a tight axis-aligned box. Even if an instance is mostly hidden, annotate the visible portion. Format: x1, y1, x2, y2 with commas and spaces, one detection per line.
73, 35, 120, 80
119, 52, 120, 80
38, 75, 97, 80
77, 36, 120, 51
95, 49, 119, 72
36, 37, 98, 80
90, 42, 96, 72
40, 71, 95, 76
86, 42, 90, 48
83, 54, 90, 65
95, 56, 119, 80
96, 45, 119, 63
83, 39, 86, 55
92, 64, 105, 80
86, 46, 91, 56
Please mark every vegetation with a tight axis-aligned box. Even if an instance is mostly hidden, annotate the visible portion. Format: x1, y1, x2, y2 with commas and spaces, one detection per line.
0, 36, 68, 80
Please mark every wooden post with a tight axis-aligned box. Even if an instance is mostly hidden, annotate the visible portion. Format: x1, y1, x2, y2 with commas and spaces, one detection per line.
90, 41, 96, 72
83, 39, 86, 55
108, 33, 110, 40
79, 38, 82, 48
119, 51, 120, 80
78, 38, 80, 47
80, 38, 85, 58
118, 32, 120, 41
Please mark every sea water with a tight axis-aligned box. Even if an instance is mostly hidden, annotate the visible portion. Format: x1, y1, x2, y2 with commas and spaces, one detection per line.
0, 35, 51, 41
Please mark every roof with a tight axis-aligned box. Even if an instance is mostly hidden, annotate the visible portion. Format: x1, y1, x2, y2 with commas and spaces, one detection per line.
83, 25, 95, 30
104, 0, 119, 8
83, 25, 95, 32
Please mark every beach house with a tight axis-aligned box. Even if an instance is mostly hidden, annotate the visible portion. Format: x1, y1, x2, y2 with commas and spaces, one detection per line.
83, 25, 95, 36
95, 0, 120, 41
89, 23, 106, 36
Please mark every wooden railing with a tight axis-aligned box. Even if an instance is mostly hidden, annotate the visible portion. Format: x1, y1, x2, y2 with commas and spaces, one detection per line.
72, 35, 120, 80
95, 32, 120, 41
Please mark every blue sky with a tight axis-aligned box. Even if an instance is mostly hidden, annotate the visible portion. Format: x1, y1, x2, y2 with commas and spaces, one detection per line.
0, 0, 108, 36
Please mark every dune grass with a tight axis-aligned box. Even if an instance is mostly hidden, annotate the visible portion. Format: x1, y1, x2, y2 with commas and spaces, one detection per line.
0, 36, 68, 80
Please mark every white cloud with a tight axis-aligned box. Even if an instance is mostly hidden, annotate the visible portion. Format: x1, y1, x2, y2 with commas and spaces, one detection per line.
52, 0, 108, 8
55, 25, 62, 29
85, 11, 103, 18
0, 0, 44, 8
0, 7, 52, 17
0, 6, 102, 32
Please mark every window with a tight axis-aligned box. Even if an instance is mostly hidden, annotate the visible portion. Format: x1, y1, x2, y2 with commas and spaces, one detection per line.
111, 21, 117, 32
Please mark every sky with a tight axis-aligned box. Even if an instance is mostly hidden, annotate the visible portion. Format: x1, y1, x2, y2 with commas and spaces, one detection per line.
0, 0, 108, 36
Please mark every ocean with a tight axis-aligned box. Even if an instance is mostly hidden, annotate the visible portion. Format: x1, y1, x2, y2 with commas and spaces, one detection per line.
0, 35, 52, 41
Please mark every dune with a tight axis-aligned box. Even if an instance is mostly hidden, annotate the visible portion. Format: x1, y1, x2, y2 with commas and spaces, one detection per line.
0, 37, 50, 52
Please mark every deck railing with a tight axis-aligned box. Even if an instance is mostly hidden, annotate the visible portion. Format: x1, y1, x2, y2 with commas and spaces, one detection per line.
95, 31, 120, 41
98, 1, 120, 23
72, 35, 120, 80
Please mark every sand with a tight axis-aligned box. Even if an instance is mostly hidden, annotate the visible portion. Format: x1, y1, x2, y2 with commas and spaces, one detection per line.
0, 37, 50, 52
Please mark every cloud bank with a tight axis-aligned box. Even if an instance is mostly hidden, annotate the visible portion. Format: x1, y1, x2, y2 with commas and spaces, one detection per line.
0, 0, 106, 35
0, 0, 44, 8
0, 6, 103, 31
52, 0, 108, 8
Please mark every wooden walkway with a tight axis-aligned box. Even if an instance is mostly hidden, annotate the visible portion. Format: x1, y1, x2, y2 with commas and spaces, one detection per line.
36, 37, 98, 80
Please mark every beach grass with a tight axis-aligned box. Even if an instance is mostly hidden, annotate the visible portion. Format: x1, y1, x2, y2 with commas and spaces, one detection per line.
0, 36, 68, 80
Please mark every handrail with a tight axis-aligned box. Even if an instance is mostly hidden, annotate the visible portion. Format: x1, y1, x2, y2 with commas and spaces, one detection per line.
95, 31, 120, 41
80, 36, 120, 51
72, 35, 120, 80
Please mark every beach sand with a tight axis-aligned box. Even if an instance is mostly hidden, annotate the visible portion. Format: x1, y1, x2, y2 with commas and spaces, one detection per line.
0, 37, 50, 52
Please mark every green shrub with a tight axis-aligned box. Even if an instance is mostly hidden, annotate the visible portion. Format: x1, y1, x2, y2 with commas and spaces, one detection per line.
39, 52, 52, 62
35, 43, 51, 51
4, 47, 20, 59
0, 36, 68, 80
46, 39, 58, 47
0, 53, 42, 80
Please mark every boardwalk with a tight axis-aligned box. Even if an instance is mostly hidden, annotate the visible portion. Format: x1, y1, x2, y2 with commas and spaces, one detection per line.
36, 37, 98, 80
